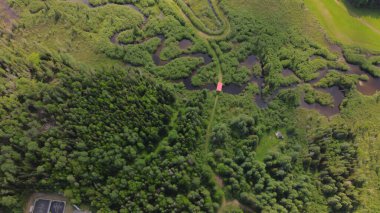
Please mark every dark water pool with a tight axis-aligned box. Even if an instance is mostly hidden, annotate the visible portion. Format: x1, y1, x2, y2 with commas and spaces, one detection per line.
282, 69, 295, 77
300, 86, 345, 117
240, 55, 257, 68
346, 64, 380, 95
179, 39, 192, 49
153, 37, 212, 66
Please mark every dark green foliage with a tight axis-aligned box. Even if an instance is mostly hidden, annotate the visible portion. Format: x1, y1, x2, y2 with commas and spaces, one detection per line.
304, 126, 360, 212
303, 84, 334, 106
211, 123, 230, 144
344, 47, 380, 77
152, 57, 203, 80
229, 115, 255, 138
315, 70, 363, 90
349, 0, 380, 8
0, 0, 370, 212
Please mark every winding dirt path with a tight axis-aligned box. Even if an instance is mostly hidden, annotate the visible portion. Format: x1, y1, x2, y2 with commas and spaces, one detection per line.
0, 0, 18, 30
169, 0, 231, 40
170, 2, 230, 211
83, 1, 231, 210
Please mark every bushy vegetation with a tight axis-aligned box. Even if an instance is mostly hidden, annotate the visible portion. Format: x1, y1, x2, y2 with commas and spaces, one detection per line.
185, 0, 221, 31
304, 125, 360, 212
349, 0, 380, 8
0, 0, 379, 212
315, 70, 366, 90
343, 47, 380, 77
152, 56, 203, 79
303, 84, 334, 106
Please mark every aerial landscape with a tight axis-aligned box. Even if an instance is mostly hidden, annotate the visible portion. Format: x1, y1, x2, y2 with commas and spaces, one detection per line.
0, 0, 379, 212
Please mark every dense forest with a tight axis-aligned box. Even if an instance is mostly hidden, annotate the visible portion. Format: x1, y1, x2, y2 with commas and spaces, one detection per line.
0, 0, 380, 212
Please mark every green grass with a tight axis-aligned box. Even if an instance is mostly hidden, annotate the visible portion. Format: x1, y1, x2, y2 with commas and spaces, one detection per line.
168, 0, 231, 40
12, 1, 142, 67
255, 131, 282, 162
186, 0, 221, 31
304, 0, 380, 52
223, 0, 327, 45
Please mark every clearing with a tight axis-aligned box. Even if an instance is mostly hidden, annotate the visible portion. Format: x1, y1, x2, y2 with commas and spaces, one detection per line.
305, 0, 380, 52
0, 0, 18, 30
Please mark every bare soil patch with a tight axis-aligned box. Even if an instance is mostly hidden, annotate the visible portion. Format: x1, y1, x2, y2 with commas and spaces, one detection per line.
0, 0, 18, 30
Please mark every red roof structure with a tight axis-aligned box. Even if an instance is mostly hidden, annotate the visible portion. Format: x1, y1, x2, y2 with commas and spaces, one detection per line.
217, 82, 223, 92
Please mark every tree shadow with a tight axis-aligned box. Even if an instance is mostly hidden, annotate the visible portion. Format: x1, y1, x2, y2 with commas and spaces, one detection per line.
341, 0, 380, 19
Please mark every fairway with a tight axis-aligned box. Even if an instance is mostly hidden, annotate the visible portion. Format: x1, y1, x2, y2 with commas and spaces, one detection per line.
305, 0, 380, 51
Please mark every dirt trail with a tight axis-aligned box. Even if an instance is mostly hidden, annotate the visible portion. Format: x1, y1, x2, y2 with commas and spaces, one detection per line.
173, 2, 230, 211
204, 95, 219, 156
0, 0, 18, 30
169, 0, 230, 40
83, 1, 231, 210
218, 199, 255, 213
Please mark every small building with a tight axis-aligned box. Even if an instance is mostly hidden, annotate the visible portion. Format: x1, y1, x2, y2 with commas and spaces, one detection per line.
216, 82, 223, 92
275, 131, 284, 139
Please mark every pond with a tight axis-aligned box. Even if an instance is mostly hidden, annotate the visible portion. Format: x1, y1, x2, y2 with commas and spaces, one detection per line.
152, 37, 378, 115
282, 69, 295, 77
179, 39, 193, 50
346, 64, 380, 96
240, 55, 257, 68
300, 86, 345, 117
153, 36, 212, 66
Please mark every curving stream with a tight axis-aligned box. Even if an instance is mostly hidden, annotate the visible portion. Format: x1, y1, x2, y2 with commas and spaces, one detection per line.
80, 0, 379, 117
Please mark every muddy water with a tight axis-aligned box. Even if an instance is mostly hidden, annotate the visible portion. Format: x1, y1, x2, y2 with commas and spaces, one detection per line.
325, 42, 380, 95
153, 36, 212, 66
282, 69, 295, 77
251, 77, 268, 108
309, 69, 328, 84
110, 32, 119, 44
310, 55, 320, 60
300, 86, 344, 117
87, 1, 147, 45
82, 0, 89, 6
240, 55, 257, 68
179, 39, 192, 50
181, 73, 269, 108
81, 0, 146, 18
153, 37, 214, 90
179, 68, 269, 109
346, 64, 380, 95
152, 35, 167, 65
178, 54, 259, 95
329, 43, 343, 54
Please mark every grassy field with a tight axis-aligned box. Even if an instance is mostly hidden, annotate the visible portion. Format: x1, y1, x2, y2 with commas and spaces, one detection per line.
255, 132, 281, 162
186, 0, 221, 31
304, 0, 380, 52
223, 0, 327, 45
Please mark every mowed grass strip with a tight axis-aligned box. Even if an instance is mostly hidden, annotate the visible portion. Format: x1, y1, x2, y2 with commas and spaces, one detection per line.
305, 0, 380, 51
